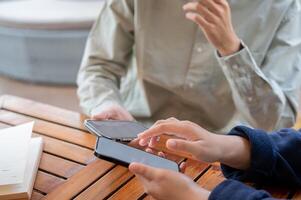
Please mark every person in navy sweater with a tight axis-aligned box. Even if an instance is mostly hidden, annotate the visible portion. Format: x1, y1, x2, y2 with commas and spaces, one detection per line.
129, 118, 301, 200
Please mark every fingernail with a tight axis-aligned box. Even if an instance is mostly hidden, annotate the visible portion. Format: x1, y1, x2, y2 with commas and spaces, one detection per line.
139, 139, 147, 146
168, 140, 177, 149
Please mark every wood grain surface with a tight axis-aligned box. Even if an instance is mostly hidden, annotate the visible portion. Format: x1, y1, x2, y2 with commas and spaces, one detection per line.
0, 95, 300, 200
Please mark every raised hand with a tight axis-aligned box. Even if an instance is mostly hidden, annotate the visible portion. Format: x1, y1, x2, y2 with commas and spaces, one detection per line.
183, 0, 241, 56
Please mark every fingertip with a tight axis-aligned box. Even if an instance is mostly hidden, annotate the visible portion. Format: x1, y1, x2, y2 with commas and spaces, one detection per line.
139, 139, 148, 146
158, 151, 166, 158
129, 162, 141, 173
145, 148, 154, 154
166, 139, 177, 150
179, 162, 187, 173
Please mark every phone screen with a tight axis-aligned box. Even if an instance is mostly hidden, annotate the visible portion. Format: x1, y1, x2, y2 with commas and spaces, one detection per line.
95, 137, 179, 172
85, 120, 147, 141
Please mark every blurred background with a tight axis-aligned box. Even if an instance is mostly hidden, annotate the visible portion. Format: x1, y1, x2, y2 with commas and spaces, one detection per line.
0, 0, 105, 111
0, 0, 300, 126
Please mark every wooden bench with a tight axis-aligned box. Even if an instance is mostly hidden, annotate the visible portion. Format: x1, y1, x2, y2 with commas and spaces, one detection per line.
0, 95, 300, 200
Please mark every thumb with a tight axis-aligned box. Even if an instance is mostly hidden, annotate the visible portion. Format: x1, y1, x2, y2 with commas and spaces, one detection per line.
92, 111, 112, 120
166, 139, 200, 157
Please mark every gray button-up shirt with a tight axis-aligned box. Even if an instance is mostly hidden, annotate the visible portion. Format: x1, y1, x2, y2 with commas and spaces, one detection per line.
77, 0, 301, 132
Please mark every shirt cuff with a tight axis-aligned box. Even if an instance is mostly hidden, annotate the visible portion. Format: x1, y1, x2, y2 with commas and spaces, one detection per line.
215, 40, 264, 82
220, 126, 277, 183
209, 179, 272, 200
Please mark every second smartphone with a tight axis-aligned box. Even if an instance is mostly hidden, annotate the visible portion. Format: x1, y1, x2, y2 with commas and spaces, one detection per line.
95, 136, 179, 172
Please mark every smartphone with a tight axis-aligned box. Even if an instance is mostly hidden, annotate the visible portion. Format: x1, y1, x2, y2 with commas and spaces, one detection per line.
84, 120, 147, 142
94, 137, 179, 172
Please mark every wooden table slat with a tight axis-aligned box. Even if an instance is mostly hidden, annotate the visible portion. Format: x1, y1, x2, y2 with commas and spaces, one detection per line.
0, 95, 299, 200
184, 160, 210, 180
43, 160, 114, 200
32, 133, 95, 165
0, 95, 86, 130
30, 191, 45, 200
74, 166, 133, 200
196, 164, 225, 191
39, 153, 84, 179
0, 121, 95, 165
34, 171, 65, 194
0, 110, 96, 149
293, 191, 301, 200
108, 177, 144, 200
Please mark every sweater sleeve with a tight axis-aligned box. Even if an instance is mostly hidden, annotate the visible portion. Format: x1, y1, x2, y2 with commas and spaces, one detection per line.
209, 179, 275, 200
221, 126, 301, 186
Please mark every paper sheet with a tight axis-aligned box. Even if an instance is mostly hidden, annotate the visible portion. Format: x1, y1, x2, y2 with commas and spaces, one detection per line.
0, 122, 34, 185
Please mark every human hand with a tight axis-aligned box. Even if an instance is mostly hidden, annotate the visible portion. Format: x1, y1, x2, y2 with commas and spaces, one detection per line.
91, 104, 134, 121
129, 162, 210, 200
183, 0, 241, 56
138, 118, 251, 170
138, 118, 223, 163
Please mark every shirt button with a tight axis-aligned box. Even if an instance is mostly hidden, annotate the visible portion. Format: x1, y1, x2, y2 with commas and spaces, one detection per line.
188, 82, 194, 88
196, 46, 203, 53
232, 64, 239, 70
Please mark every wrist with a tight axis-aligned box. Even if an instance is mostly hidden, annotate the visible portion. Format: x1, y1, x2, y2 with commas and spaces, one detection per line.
91, 101, 121, 116
218, 135, 251, 170
218, 37, 241, 57
190, 184, 210, 200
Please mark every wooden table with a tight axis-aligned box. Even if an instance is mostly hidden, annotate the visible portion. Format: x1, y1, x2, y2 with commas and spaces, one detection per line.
0, 95, 300, 200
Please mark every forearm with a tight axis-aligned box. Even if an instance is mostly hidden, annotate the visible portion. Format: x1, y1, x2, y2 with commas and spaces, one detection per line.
77, 64, 123, 116
217, 44, 291, 131
218, 126, 301, 186
209, 179, 274, 200
77, 71, 122, 116
216, 134, 251, 170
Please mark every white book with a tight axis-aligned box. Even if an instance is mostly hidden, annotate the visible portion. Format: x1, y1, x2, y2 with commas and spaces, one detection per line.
0, 123, 43, 200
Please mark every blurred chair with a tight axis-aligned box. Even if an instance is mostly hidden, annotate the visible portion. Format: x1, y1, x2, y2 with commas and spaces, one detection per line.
0, 0, 104, 84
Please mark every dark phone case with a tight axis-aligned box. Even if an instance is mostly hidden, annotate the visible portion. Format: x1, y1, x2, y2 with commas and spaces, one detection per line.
84, 119, 146, 141
94, 151, 131, 168
94, 137, 180, 172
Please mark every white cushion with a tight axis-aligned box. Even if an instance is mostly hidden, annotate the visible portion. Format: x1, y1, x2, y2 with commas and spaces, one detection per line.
0, 0, 104, 30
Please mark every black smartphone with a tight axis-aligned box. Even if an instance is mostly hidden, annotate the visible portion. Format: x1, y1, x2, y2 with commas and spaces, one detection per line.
94, 137, 179, 172
84, 120, 147, 142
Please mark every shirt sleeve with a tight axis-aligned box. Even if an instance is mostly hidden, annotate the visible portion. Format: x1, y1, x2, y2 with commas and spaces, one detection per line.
220, 126, 301, 186
77, 0, 134, 116
216, 1, 301, 131
209, 179, 275, 200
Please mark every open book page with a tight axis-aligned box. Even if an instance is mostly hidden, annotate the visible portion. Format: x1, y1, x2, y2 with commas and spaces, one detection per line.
0, 122, 34, 185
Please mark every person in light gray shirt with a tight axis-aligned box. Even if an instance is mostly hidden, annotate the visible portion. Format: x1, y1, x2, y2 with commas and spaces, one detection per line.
77, 0, 301, 132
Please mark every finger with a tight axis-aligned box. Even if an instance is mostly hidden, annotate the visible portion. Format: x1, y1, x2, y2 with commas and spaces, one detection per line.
145, 148, 154, 154
149, 136, 160, 148
183, 2, 218, 24
166, 139, 201, 157
134, 174, 153, 191
92, 112, 110, 120
129, 162, 159, 181
152, 118, 179, 127
158, 151, 166, 158
139, 138, 151, 146
138, 121, 201, 141
185, 12, 212, 29
198, 0, 223, 18
179, 162, 187, 173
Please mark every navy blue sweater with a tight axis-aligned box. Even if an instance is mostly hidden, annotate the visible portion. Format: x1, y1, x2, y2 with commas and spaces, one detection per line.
209, 126, 301, 200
